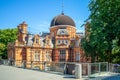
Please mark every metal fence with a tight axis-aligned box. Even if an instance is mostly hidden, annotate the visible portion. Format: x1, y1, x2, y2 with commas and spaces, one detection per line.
109, 63, 120, 73
1, 60, 119, 78
0, 60, 75, 74
81, 62, 108, 77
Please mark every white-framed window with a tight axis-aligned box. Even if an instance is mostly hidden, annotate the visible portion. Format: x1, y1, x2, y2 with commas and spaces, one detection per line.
75, 40, 79, 47
34, 51, 40, 61
59, 50, 66, 61
57, 29, 68, 35
65, 40, 68, 45
76, 52, 80, 61
58, 40, 61, 44
45, 51, 51, 62
36, 39, 38, 43
46, 40, 49, 45
62, 40, 64, 44
51, 32, 54, 37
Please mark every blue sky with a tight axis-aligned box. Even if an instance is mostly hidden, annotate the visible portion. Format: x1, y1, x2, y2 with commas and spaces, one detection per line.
0, 0, 90, 34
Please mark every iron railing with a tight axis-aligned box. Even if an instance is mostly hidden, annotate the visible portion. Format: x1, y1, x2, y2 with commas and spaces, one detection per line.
2, 60, 119, 78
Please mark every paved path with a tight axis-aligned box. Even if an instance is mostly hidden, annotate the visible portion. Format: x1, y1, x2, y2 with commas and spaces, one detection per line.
89, 72, 120, 80
0, 65, 77, 80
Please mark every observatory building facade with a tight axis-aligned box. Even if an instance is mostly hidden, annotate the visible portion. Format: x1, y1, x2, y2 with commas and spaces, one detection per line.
8, 13, 87, 69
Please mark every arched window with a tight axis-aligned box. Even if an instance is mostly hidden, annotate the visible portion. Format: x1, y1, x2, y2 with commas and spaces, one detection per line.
57, 29, 68, 35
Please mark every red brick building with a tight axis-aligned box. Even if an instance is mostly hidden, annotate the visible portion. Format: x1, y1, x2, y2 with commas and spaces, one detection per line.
8, 12, 87, 68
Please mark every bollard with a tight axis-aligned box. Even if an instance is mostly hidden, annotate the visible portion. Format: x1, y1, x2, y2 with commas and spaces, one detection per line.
75, 64, 82, 79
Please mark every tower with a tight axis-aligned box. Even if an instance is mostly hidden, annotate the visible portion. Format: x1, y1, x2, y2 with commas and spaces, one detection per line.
17, 21, 28, 44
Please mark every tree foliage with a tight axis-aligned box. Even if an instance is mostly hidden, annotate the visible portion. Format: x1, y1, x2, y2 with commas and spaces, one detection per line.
0, 28, 17, 59
81, 0, 120, 63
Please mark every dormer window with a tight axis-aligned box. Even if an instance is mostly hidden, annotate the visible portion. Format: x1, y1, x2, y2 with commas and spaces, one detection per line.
36, 39, 38, 43
46, 40, 49, 45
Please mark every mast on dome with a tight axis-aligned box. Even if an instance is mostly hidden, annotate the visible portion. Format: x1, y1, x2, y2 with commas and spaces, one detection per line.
61, 0, 64, 15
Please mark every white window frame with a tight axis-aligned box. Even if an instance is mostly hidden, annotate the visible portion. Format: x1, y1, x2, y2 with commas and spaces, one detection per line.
62, 40, 64, 44
59, 50, 66, 61
58, 40, 61, 45
65, 40, 68, 45
46, 51, 50, 62
76, 52, 80, 61
34, 51, 40, 61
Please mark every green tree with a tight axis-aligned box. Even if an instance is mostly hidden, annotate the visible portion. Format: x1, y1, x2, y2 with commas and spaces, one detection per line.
112, 37, 120, 63
82, 0, 120, 63
0, 43, 5, 57
0, 28, 17, 59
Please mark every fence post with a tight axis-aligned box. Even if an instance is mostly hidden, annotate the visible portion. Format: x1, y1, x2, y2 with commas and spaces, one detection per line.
109, 63, 110, 72
99, 63, 101, 74
75, 63, 82, 79
106, 62, 108, 72
14, 60, 16, 66
88, 63, 91, 77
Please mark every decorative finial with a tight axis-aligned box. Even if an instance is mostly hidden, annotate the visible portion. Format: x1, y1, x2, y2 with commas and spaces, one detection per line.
22, 21, 26, 24
61, 1, 64, 15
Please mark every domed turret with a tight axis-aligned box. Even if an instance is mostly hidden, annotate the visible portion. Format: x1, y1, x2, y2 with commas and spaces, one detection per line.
50, 13, 75, 27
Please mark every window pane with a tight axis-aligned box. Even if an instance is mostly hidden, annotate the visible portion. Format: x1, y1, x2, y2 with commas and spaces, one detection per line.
34, 51, 40, 61
76, 52, 80, 61
59, 50, 66, 61
58, 40, 60, 44
65, 40, 68, 44
62, 40, 64, 44
36, 39, 38, 43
